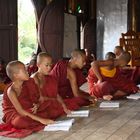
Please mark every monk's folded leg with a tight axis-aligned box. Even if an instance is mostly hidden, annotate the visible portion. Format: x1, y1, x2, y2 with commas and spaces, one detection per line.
11, 115, 41, 129
113, 90, 127, 99
89, 81, 115, 98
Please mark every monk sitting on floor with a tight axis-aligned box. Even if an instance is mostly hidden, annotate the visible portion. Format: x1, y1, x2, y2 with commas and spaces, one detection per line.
50, 49, 96, 106
27, 52, 83, 118
87, 51, 140, 100
114, 46, 140, 85
2, 60, 54, 129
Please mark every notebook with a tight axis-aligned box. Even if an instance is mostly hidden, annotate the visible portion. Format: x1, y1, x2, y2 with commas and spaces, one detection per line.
99, 101, 120, 108
79, 82, 89, 93
127, 93, 140, 100
44, 119, 75, 131
67, 110, 89, 117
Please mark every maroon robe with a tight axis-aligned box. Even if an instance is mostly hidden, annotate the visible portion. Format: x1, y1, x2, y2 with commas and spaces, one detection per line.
25, 76, 81, 119
2, 82, 45, 129
50, 60, 89, 106
130, 66, 140, 85
27, 64, 38, 76
87, 67, 139, 98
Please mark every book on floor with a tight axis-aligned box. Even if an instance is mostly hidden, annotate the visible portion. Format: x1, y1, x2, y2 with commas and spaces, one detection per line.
67, 110, 89, 117
44, 119, 75, 131
79, 82, 89, 93
127, 93, 140, 100
99, 101, 120, 108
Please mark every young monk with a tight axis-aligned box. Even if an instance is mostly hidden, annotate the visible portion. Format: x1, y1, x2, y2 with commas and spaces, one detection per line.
105, 52, 116, 60
114, 46, 124, 58
50, 49, 96, 106
2, 61, 54, 129
83, 48, 96, 76
26, 52, 82, 119
114, 46, 140, 84
87, 52, 140, 100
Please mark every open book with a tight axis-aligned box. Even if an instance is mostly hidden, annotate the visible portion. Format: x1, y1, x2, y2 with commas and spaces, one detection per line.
79, 82, 89, 93
99, 101, 120, 108
67, 110, 89, 117
44, 119, 75, 131
127, 93, 140, 100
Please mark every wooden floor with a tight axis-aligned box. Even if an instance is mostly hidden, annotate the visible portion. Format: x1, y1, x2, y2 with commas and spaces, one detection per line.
0, 96, 140, 140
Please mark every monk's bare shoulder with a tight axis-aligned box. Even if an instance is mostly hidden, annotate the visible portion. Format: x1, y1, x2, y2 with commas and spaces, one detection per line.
7, 85, 16, 98
67, 66, 76, 80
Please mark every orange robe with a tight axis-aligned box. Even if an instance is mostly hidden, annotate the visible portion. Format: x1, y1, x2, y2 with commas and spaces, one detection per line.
50, 60, 89, 106
87, 67, 139, 98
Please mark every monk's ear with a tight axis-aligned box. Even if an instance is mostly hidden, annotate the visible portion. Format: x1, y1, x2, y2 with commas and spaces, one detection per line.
37, 63, 40, 68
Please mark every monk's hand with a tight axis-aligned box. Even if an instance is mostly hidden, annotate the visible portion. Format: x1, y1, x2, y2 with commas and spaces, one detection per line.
89, 96, 98, 104
40, 118, 55, 125
31, 103, 39, 114
63, 107, 71, 114
137, 89, 140, 93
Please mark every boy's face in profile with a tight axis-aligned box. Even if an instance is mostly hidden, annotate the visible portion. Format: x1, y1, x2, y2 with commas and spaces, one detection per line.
114, 48, 122, 57
75, 55, 86, 69
39, 57, 53, 75
16, 64, 29, 81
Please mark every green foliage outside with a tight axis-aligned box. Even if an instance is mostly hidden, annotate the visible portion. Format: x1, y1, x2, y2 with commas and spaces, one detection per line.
18, 0, 37, 64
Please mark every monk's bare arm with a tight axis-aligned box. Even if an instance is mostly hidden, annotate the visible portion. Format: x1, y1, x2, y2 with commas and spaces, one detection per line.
67, 67, 79, 97
7, 87, 54, 125
57, 94, 71, 114
91, 60, 114, 82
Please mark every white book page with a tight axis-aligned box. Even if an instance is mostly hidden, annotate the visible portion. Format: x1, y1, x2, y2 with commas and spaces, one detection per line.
79, 82, 89, 93
67, 110, 89, 117
100, 101, 120, 108
127, 93, 140, 100
44, 119, 74, 131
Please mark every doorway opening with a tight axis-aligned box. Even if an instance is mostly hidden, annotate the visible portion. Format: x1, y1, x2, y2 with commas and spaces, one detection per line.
18, 0, 37, 64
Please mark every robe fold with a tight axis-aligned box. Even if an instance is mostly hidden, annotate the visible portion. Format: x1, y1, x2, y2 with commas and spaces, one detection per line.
119, 66, 140, 85
87, 67, 139, 98
50, 60, 90, 106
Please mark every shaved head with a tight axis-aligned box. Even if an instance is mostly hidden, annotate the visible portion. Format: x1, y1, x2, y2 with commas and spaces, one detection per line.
119, 51, 131, 64
37, 52, 52, 64
71, 49, 86, 59
105, 52, 116, 60
6, 60, 24, 80
70, 49, 86, 69
115, 46, 124, 52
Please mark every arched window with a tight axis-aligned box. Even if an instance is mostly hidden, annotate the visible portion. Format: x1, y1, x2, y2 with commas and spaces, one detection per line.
18, 0, 37, 64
